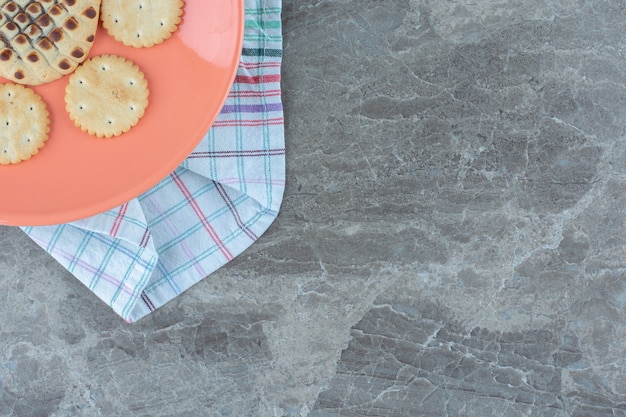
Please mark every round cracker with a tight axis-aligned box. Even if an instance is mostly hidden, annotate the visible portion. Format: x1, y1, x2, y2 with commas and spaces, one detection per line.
65, 55, 149, 138
0, 83, 50, 165
100, 0, 184, 48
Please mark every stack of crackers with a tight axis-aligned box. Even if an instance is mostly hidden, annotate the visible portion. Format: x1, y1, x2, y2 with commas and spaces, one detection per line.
0, 0, 184, 165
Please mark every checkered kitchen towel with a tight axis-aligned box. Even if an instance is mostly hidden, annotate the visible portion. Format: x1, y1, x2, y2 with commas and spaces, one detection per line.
20, 0, 285, 323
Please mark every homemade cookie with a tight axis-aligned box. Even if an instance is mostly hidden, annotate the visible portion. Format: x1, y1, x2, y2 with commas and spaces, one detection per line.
65, 55, 149, 138
0, 0, 101, 85
0, 83, 50, 164
100, 0, 184, 48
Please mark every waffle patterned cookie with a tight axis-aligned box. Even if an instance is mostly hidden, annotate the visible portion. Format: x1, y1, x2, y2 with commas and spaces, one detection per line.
0, 0, 101, 85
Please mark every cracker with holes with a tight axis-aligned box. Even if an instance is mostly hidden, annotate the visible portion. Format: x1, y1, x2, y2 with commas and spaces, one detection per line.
0, 83, 50, 164
65, 54, 149, 138
0, 0, 101, 85
100, 0, 184, 48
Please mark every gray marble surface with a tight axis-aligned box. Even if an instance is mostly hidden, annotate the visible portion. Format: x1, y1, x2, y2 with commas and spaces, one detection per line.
2, 0, 626, 415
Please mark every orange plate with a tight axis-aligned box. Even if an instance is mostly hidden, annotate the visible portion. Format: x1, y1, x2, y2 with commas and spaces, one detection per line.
0, 0, 244, 226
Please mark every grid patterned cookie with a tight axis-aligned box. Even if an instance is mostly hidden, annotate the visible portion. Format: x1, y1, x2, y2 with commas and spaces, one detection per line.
65, 54, 149, 138
100, 0, 183, 48
0, 0, 101, 85
0, 83, 50, 164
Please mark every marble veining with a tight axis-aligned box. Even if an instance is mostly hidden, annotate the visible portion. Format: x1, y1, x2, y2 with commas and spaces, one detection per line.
2, 0, 626, 415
